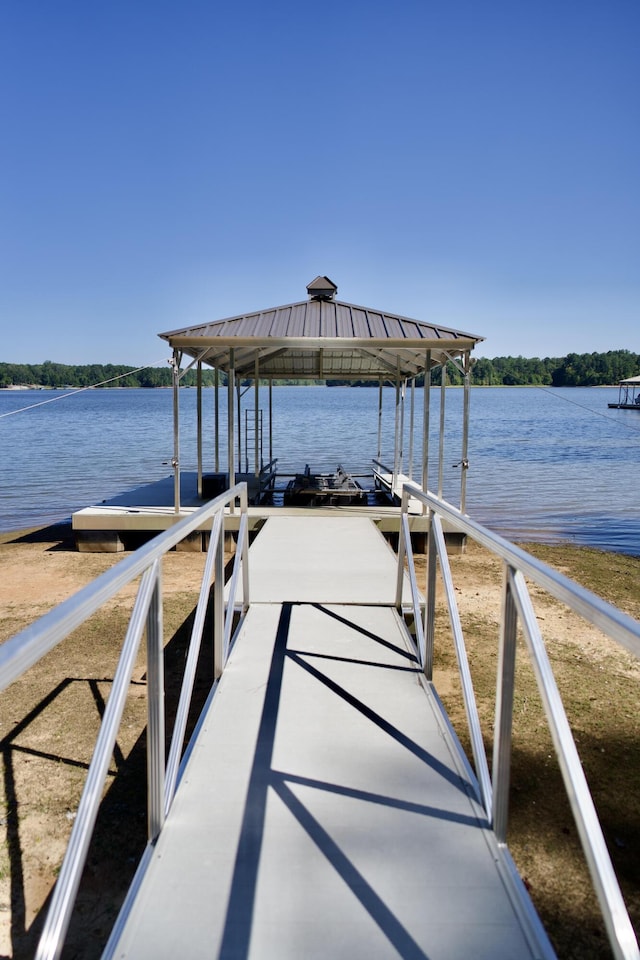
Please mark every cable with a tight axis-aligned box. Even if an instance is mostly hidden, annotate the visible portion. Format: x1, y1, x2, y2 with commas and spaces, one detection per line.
0, 359, 170, 420
534, 385, 640, 434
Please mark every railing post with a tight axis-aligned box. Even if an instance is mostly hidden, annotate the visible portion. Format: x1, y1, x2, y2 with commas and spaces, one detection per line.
240, 485, 250, 612
214, 514, 225, 680
395, 488, 409, 609
146, 560, 165, 841
423, 508, 437, 680
492, 563, 518, 844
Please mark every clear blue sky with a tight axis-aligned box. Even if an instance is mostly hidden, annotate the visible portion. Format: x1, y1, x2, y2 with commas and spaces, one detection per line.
1, 0, 638, 365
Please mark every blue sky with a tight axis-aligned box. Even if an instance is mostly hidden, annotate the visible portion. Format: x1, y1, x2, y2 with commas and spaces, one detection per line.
1, 0, 638, 365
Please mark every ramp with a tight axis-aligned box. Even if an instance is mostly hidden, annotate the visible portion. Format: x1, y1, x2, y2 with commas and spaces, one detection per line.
246, 515, 414, 604
108, 517, 551, 959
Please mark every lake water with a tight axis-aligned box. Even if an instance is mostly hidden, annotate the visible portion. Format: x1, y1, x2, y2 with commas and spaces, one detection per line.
1, 386, 639, 556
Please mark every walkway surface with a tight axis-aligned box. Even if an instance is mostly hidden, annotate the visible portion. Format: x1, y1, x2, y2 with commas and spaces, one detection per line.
109, 517, 552, 959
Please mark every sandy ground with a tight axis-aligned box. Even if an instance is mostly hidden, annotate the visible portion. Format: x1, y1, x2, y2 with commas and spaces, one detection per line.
0, 523, 638, 958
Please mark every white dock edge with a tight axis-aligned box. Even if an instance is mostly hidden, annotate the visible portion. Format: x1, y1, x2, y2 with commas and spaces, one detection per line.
372, 468, 424, 514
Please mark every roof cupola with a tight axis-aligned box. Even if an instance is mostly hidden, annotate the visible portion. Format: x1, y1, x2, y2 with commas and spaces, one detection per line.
306, 276, 338, 300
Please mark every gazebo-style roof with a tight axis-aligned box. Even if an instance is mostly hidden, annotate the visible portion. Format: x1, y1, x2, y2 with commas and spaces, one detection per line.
159, 277, 484, 380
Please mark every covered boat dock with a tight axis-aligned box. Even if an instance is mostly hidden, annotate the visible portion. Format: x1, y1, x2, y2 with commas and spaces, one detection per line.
72, 277, 484, 551
608, 374, 640, 410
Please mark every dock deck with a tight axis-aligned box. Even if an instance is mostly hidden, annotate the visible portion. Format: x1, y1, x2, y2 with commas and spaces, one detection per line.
108, 516, 550, 959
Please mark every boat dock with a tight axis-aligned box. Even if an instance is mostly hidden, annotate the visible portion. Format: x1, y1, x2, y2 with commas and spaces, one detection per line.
71, 472, 450, 553
106, 515, 550, 959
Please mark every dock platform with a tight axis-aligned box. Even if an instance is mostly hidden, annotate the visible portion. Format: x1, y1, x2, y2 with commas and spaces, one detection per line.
70, 473, 457, 553
108, 516, 550, 959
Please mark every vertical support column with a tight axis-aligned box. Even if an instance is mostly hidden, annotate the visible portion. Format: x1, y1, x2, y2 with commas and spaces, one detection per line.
197, 360, 203, 498
393, 374, 401, 489
228, 350, 235, 497
269, 379, 273, 464
399, 379, 406, 477
214, 367, 220, 473
408, 378, 415, 481
438, 361, 447, 499
146, 561, 165, 840
172, 349, 181, 513
377, 378, 383, 460
378, 377, 383, 460
236, 377, 242, 474
461, 352, 471, 513
254, 355, 260, 476
492, 564, 518, 843
422, 350, 431, 495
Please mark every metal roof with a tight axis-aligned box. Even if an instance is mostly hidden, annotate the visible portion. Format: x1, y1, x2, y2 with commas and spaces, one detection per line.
159, 286, 484, 380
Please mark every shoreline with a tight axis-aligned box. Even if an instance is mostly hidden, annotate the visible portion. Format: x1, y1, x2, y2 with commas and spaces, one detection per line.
0, 525, 638, 957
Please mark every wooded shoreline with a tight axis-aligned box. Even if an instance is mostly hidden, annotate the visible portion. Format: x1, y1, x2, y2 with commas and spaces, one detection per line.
1, 348, 639, 389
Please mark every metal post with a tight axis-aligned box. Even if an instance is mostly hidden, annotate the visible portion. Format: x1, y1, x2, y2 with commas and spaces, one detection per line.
172, 349, 180, 513
254, 356, 260, 476
146, 562, 165, 840
461, 352, 471, 513
377, 378, 383, 460
408, 378, 415, 481
423, 510, 437, 680
492, 564, 518, 843
422, 350, 431, 494
213, 513, 224, 680
228, 350, 235, 494
214, 367, 219, 473
236, 377, 242, 474
197, 361, 203, 498
399, 379, 406, 477
393, 367, 401, 489
269, 379, 273, 465
438, 362, 447, 499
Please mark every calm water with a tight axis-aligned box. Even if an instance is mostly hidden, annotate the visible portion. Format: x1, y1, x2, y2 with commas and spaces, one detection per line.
1, 386, 639, 555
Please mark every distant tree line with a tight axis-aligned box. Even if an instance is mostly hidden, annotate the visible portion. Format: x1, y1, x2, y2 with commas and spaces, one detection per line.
328, 350, 640, 388
1, 350, 638, 390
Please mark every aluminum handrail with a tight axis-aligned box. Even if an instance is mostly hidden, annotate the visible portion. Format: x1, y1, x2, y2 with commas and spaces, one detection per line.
0, 484, 249, 960
396, 480, 640, 960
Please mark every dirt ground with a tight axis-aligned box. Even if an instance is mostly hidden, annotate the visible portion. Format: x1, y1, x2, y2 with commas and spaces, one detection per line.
0, 523, 638, 958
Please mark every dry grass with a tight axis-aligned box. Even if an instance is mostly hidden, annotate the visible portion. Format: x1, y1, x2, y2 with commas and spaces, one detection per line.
417, 539, 640, 960
0, 525, 638, 957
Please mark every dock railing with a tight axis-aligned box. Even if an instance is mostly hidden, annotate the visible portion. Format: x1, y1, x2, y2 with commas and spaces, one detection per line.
0, 483, 250, 960
395, 480, 640, 960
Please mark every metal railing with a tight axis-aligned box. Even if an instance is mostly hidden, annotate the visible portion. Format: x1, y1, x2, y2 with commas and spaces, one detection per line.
395, 481, 640, 960
0, 484, 250, 960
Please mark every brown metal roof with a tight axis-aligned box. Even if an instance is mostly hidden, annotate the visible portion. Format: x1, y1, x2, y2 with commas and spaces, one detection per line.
159, 290, 484, 380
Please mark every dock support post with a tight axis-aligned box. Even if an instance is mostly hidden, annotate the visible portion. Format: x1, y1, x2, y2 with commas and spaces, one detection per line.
254, 356, 260, 477
438, 361, 447, 499
408, 378, 415, 481
228, 350, 235, 507
422, 350, 431, 496
236, 376, 242, 475
269, 380, 273, 465
197, 361, 203, 498
377, 378, 383, 460
172, 349, 181, 514
461, 352, 471, 513
214, 367, 220, 473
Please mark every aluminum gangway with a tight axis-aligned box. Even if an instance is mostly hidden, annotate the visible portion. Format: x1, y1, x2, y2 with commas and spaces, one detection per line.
3, 486, 638, 959
103, 515, 553, 959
